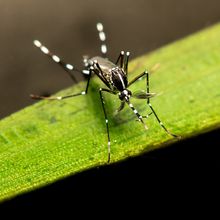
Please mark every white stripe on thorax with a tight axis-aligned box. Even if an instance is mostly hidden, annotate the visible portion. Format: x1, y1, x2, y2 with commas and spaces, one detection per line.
118, 72, 125, 89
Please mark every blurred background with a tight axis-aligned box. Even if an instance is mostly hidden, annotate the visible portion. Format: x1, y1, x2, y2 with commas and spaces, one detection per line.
1, 0, 220, 208
0, 0, 220, 119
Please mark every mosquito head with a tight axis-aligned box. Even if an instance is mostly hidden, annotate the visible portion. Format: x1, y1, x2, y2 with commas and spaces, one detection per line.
118, 89, 132, 101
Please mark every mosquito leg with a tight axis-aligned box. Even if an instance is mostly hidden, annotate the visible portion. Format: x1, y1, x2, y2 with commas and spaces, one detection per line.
126, 101, 148, 130
146, 71, 150, 104
96, 23, 107, 57
147, 102, 180, 138
142, 112, 153, 118
33, 40, 84, 83
145, 71, 180, 138
115, 51, 125, 68
30, 68, 92, 100
115, 51, 130, 74
127, 70, 146, 87
124, 51, 130, 74
128, 70, 180, 138
99, 88, 117, 163
92, 60, 111, 87
135, 112, 152, 121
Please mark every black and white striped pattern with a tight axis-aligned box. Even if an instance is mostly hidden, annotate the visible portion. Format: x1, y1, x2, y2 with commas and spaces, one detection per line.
33, 40, 81, 83
128, 102, 148, 130
96, 22, 107, 56
31, 22, 180, 164
127, 70, 180, 138
115, 50, 130, 74
33, 40, 75, 70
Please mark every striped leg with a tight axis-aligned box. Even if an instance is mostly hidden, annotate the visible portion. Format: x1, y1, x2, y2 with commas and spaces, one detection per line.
115, 51, 125, 68
30, 68, 92, 100
115, 51, 130, 74
124, 51, 130, 74
145, 71, 180, 138
127, 70, 146, 87
99, 88, 117, 163
127, 101, 148, 130
33, 40, 86, 83
129, 70, 180, 138
96, 23, 107, 57
142, 112, 153, 118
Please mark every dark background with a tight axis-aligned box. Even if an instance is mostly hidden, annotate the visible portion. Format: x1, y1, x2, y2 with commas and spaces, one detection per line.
0, 0, 219, 210
0, 0, 220, 119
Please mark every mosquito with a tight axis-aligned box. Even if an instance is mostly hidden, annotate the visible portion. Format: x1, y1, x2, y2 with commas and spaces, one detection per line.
31, 22, 180, 163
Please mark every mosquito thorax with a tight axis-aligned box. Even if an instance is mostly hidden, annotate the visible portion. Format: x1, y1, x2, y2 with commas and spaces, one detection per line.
118, 89, 132, 101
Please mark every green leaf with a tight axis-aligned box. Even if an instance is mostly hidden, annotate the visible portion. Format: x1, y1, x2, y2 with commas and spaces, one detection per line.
1, 23, 220, 202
